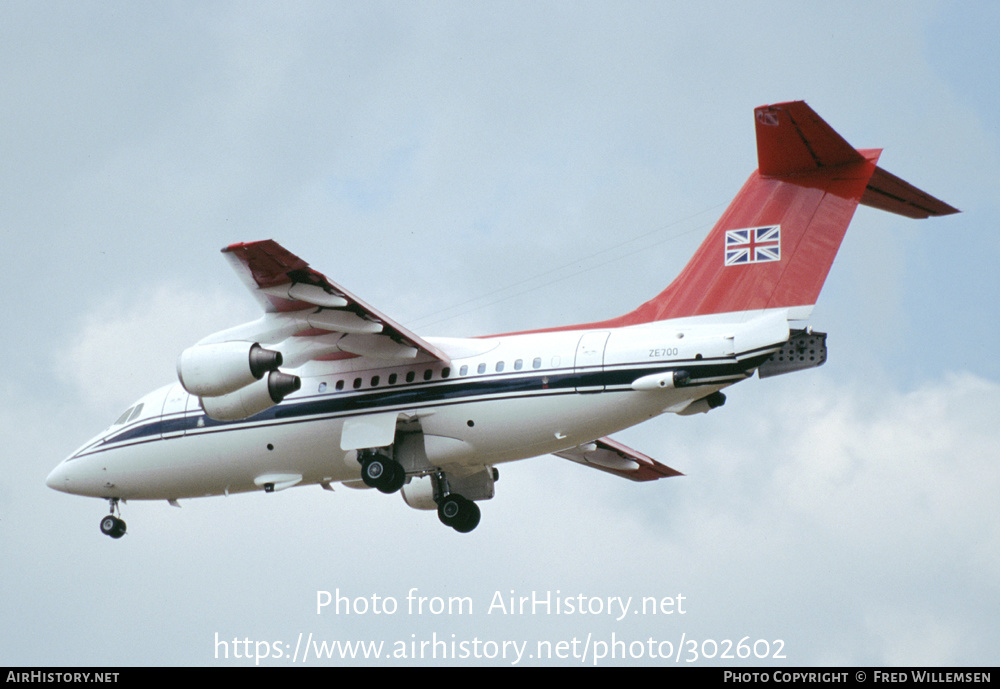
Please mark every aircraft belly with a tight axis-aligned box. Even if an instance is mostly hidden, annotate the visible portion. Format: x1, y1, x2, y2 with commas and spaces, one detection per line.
417, 388, 693, 467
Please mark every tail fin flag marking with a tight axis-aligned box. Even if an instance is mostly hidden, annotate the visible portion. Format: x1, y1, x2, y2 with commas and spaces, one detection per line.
725, 225, 781, 266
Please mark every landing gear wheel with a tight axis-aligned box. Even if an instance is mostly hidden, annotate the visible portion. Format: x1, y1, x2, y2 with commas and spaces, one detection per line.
452, 501, 481, 533
361, 455, 406, 494
360, 456, 386, 488
437, 494, 481, 533
438, 495, 462, 526
377, 461, 406, 494
99, 515, 126, 539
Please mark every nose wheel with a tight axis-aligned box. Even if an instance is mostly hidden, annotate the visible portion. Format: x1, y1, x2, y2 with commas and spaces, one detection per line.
100, 498, 126, 539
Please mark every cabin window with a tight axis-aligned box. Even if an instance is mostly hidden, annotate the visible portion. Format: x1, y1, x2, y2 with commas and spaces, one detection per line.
442, 367, 451, 379
336, 380, 345, 391
514, 359, 523, 370
353, 378, 362, 389
406, 371, 415, 383
459, 365, 468, 376
477, 363, 486, 374
371, 375, 380, 387
388, 373, 397, 385
496, 361, 505, 373
533, 357, 542, 369
423, 369, 433, 381
318, 382, 327, 393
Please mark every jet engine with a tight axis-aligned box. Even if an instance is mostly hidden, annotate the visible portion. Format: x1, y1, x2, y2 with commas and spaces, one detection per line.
199, 371, 301, 421
177, 341, 300, 421
177, 341, 283, 397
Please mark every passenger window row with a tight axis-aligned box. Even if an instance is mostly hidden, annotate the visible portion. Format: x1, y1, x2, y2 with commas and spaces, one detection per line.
316, 357, 549, 394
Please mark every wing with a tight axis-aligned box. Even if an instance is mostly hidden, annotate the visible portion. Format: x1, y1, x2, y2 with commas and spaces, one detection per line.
210, 240, 449, 365
553, 437, 682, 482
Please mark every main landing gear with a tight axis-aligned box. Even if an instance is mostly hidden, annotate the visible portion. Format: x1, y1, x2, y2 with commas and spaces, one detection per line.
430, 472, 481, 533
358, 449, 406, 494
357, 448, 484, 533
100, 498, 126, 539
436, 493, 481, 533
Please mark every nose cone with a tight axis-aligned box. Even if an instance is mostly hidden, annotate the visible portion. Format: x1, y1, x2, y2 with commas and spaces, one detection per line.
46, 462, 70, 493
45, 461, 75, 493
46, 453, 104, 497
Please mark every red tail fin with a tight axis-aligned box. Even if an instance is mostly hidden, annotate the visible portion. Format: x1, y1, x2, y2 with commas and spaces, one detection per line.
605, 101, 957, 325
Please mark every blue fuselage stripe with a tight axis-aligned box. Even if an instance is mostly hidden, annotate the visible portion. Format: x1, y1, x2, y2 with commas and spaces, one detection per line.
78, 352, 772, 458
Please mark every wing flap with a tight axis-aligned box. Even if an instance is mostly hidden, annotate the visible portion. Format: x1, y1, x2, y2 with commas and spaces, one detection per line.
554, 437, 682, 482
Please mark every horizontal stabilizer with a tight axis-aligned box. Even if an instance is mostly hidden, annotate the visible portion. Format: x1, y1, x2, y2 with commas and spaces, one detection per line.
861, 165, 959, 219
554, 437, 682, 482
755, 101, 866, 175
756, 101, 958, 218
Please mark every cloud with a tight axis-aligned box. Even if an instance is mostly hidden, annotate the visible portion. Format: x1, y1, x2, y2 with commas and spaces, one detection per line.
55, 283, 255, 416
627, 370, 1000, 665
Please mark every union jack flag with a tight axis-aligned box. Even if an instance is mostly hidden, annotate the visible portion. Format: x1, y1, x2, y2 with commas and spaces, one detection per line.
725, 225, 781, 266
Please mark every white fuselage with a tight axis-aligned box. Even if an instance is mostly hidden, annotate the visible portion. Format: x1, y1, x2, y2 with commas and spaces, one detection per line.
46, 312, 788, 502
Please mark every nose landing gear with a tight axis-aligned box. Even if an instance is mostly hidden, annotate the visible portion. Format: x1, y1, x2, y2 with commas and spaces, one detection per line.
100, 498, 126, 539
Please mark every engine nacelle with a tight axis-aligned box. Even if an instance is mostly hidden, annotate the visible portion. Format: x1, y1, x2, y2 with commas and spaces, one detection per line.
200, 371, 301, 421
177, 341, 283, 397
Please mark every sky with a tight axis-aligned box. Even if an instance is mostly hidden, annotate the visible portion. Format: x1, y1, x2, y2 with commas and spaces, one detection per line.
2, 0, 998, 668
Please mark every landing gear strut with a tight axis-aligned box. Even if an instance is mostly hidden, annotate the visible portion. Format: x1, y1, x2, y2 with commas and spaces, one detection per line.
100, 498, 126, 539
358, 449, 406, 494
432, 472, 481, 533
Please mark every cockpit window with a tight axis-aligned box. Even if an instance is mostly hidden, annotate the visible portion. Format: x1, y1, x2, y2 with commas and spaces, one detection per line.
112, 402, 145, 427
113, 407, 135, 426
126, 403, 144, 423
